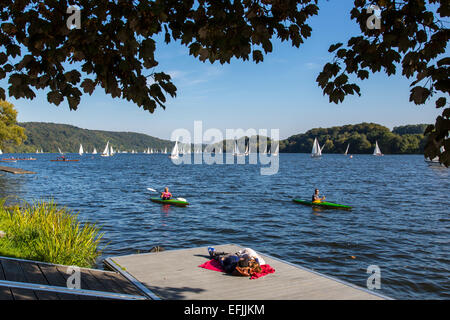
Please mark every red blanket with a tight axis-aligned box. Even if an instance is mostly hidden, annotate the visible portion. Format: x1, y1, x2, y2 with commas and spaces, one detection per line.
198, 259, 275, 279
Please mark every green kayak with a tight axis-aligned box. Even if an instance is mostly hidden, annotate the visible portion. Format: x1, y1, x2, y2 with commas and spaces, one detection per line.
293, 199, 352, 210
150, 197, 189, 206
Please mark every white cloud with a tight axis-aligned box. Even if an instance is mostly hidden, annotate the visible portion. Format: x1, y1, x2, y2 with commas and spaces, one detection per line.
305, 62, 320, 70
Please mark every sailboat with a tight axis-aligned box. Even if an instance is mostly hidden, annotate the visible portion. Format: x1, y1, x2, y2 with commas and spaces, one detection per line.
272, 144, 279, 156
373, 141, 383, 156
261, 143, 267, 155
79, 144, 84, 156
311, 138, 322, 158
92, 148, 97, 155
169, 141, 179, 159
101, 141, 110, 157
344, 143, 350, 156
233, 141, 243, 156
110, 145, 115, 156
244, 143, 249, 156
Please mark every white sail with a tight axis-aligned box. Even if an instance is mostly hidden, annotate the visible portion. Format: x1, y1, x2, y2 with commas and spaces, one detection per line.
245, 143, 249, 156
344, 143, 350, 155
0, 149, 2, 155
92, 148, 97, 154
40, 148, 43, 153
170, 141, 179, 159
110, 145, 114, 156
261, 143, 267, 154
101, 141, 110, 157
36, 149, 39, 153
373, 141, 383, 156
79, 144, 84, 156
58, 147, 64, 155
311, 138, 322, 157
273, 144, 279, 156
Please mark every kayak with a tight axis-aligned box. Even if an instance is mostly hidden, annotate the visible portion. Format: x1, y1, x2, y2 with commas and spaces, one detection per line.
292, 199, 352, 210
150, 197, 189, 206
50, 159, 79, 162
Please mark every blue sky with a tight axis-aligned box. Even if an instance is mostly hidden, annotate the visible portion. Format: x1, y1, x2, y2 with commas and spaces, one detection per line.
6, 1, 443, 140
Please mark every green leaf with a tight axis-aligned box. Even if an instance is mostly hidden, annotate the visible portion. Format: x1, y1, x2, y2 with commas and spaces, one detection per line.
328, 43, 343, 53
47, 91, 64, 106
252, 50, 264, 64
436, 97, 447, 108
409, 86, 431, 105
81, 79, 96, 95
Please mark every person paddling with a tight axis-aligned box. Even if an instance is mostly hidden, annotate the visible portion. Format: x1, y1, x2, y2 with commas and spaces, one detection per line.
312, 189, 325, 203
161, 187, 172, 200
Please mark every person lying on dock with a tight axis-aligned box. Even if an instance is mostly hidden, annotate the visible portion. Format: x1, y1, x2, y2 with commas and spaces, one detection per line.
160, 187, 172, 200
312, 189, 325, 203
208, 247, 264, 277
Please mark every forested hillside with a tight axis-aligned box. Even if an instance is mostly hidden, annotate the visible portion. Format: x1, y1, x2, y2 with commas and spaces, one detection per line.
279, 123, 429, 154
2, 122, 429, 155
3, 122, 174, 153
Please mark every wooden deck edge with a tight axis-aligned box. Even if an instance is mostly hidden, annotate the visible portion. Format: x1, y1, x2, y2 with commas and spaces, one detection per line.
104, 258, 161, 300
0, 279, 146, 300
0, 255, 119, 275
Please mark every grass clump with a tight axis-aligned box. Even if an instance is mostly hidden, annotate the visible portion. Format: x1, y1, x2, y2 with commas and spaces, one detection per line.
0, 198, 104, 268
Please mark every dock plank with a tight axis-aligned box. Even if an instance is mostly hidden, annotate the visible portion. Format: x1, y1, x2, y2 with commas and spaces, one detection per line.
0, 259, 37, 300
89, 269, 144, 296
107, 244, 387, 300
17, 261, 60, 300
38, 263, 81, 300
54, 265, 98, 300
0, 166, 36, 174
0, 256, 147, 300
0, 260, 13, 300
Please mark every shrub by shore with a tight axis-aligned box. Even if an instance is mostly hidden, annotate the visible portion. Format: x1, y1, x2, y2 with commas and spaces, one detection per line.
0, 199, 104, 268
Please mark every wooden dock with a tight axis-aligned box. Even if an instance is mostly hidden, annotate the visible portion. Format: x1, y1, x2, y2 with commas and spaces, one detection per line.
0, 256, 149, 300
0, 166, 36, 174
104, 244, 391, 300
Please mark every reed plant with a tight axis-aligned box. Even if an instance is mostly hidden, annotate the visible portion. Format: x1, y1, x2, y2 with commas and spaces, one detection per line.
0, 198, 104, 268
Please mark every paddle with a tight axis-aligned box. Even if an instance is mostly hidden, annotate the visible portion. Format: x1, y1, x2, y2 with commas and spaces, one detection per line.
146, 188, 187, 202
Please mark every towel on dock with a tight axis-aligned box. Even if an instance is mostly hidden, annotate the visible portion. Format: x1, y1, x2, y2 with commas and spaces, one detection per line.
198, 259, 275, 279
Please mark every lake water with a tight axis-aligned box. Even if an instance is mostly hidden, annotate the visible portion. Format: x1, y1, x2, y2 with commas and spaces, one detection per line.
0, 153, 448, 299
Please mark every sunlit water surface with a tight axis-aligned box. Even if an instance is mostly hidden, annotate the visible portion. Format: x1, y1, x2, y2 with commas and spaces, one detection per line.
0, 153, 448, 299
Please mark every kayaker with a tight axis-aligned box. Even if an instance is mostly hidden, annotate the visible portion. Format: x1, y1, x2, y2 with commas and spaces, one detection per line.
160, 187, 172, 200
312, 189, 325, 203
